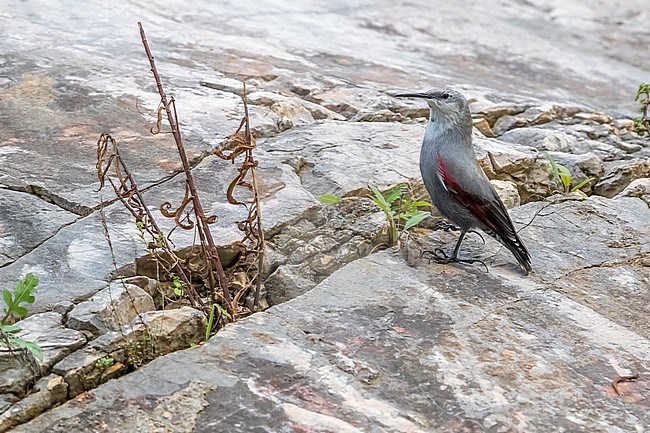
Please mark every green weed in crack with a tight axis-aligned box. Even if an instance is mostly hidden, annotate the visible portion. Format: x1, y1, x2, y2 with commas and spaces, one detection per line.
320, 184, 431, 248
99, 204, 157, 369
369, 183, 431, 248
96, 133, 202, 311
547, 154, 594, 194
0, 273, 43, 362
632, 83, 650, 137
94, 24, 268, 346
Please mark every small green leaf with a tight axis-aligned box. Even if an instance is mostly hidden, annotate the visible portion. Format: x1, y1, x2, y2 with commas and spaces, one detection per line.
571, 177, 595, 192
398, 209, 419, 219
1, 324, 20, 333
556, 164, 571, 177
205, 304, 216, 341
383, 185, 404, 205
215, 304, 232, 320
318, 194, 342, 204
369, 184, 392, 214
23, 273, 39, 289
172, 278, 183, 296
11, 338, 43, 362
548, 156, 560, 179
404, 211, 430, 230
559, 174, 571, 192
369, 184, 401, 246
14, 306, 28, 318
408, 201, 431, 209
634, 83, 650, 101
548, 155, 574, 192
2, 289, 12, 311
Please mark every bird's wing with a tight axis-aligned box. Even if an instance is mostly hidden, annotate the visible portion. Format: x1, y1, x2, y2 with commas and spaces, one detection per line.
436, 157, 532, 273
436, 158, 514, 238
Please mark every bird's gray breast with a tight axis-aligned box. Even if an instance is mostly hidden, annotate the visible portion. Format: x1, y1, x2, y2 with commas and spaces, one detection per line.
419, 125, 478, 231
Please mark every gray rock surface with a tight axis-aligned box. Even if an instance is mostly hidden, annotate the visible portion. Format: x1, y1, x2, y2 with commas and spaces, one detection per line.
15, 312, 86, 370
265, 198, 387, 304
53, 306, 205, 398
1, 0, 646, 209
264, 121, 422, 197
0, 204, 144, 313
0, 350, 40, 398
594, 158, 650, 197
490, 180, 520, 209
474, 137, 553, 202
0, 189, 77, 267
12, 195, 650, 432
0, 375, 67, 432
547, 151, 605, 190
499, 127, 575, 152
616, 177, 650, 207
66, 283, 155, 337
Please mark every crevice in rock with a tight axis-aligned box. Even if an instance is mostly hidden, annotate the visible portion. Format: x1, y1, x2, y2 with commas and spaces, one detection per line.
263, 197, 387, 305
1, 185, 93, 217
550, 256, 645, 283
0, 204, 81, 270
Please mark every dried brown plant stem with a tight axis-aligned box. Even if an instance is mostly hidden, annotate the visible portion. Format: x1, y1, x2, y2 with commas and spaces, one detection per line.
612, 374, 640, 396
137, 22, 232, 310
214, 83, 266, 312
96, 133, 201, 307
242, 88, 265, 310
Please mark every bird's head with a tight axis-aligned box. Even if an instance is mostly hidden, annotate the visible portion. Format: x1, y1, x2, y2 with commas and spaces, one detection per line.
396, 88, 471, 128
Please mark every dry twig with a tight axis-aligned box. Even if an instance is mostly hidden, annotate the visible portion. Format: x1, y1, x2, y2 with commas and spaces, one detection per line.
612, 374, 640, 396
95, 133, 202, 307
138, 22, 232, 312
214, 83, 265, 310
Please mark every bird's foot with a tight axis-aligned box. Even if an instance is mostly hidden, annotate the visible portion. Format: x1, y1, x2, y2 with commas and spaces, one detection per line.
421, 249, 489, 272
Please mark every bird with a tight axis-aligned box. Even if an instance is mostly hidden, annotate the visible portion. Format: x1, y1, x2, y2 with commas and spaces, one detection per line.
396, 88, 532, 275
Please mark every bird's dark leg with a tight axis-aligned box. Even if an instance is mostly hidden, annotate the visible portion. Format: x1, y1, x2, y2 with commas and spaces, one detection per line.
422, 230, 488, 272
434, 221, 485, 244
450, 231, 466, 260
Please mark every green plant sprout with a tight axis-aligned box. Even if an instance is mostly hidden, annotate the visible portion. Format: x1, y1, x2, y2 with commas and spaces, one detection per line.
632, 83, 650, 136
167, 273, 184, 297
95, 355, 115, 370
368, 183, 431, 247
1, 273, 43, 361
318, 194, 342, 204
205, 303, 231, 341
547, 156, 594, 194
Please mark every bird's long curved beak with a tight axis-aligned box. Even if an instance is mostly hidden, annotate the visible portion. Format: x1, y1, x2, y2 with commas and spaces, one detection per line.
395, 92, 429, 99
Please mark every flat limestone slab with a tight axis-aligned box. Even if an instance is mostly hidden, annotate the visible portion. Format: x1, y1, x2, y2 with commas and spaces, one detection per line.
15, 196, 650, 432
0, 189, 77, 266
0, 203, 144, 313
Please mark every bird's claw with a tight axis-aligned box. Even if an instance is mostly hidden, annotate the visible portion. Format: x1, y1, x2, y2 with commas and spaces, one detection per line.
452, 257, 489, 273
420, 248, 447, 262
468, 230, 486, 245
421, 249, 489, 272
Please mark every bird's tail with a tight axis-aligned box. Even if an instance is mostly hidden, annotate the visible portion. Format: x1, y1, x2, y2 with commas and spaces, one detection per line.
499, 230, 532, 275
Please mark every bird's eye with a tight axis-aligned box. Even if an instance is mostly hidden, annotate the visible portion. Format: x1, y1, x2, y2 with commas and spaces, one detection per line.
442, 92, 451, 100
